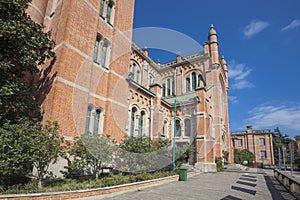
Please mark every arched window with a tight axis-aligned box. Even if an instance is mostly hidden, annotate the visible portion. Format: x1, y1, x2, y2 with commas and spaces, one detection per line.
85, 104, 93, 133
176, 120, 181, 137
198, 74, 204, 87
139, 111, 146, 136
99, 0, 105, 17
162, 83, 166, 97
184, 119, 191, 137
130, 107, 137, 137
163, 120, 168, 137
192, 72, 197, 91
167, 79, 171, 96
136, 69, 140, 83
94, 34, 110, 68
186, 77, 190, 92
172, 79, 175, 95
85, 104, 104, 134
129, 61, 141, 84
106, 3, 112, 23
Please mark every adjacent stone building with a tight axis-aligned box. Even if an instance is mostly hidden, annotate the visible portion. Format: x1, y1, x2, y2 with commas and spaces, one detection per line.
231, 126, 275, 166
27, 0, 233, 172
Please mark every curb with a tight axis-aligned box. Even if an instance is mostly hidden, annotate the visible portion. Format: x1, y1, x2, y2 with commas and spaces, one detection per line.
0, 172, 196, 200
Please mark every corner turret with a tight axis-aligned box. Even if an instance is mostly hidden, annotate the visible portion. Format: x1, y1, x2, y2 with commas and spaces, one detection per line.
208, 24, 219, 64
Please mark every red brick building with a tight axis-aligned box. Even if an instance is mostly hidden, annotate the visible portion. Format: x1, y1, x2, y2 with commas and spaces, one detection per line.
231, 126, 275, 166
27, 0, 233, 172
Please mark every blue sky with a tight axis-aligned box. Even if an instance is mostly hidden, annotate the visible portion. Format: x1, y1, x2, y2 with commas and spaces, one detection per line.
132, 0, 300, 138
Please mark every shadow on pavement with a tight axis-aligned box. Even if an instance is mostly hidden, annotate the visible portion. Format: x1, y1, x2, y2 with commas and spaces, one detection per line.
264, 175, 296, 200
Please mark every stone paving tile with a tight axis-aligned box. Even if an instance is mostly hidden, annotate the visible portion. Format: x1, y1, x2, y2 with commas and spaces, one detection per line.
76, 170, 296, 200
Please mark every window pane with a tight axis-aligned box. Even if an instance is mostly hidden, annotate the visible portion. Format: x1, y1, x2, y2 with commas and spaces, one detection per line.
106, 4, 112, 22
162, 83, 166, 97
93, 110, 100, 134
167, 79, 171, 96
192, 72, 196, 90
186, 77, 190, 92
130, 109, 135, 137
176, 120, 181, 137
136, 70, 140, 83
184, 119, 191, 136
100, 45, 107, 67
99, 0, 105, 16
94, 39, 100, 62
85, 105, 92, 133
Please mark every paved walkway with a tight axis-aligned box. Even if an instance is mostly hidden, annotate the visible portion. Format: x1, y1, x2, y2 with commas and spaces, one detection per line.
77, 169, 296, 200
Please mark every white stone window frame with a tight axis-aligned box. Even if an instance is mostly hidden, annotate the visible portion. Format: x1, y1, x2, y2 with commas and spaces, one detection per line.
99, 0, 116, 27
94, 34, 111, 69
162, 77, 174, 97
130, 60, 142, 84
86, 104, 105, 135
184, 71, 205, 93
129, 105, 140, 137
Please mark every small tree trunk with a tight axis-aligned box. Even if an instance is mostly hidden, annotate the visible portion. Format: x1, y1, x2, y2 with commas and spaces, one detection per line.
37, 169, 44, 189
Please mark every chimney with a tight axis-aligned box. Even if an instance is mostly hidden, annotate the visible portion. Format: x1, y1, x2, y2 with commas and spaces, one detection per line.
246, 126, 253, 134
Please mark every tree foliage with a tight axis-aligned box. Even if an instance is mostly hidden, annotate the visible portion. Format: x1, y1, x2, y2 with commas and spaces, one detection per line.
0, 121, 63, 189
63, 133, 116, 179
0, 0, 55, 124
234, 149, 254, 164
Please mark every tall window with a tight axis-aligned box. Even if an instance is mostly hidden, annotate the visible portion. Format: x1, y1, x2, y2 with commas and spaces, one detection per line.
167, 79, 171, 96
94, 34, 110, 68
99, 0, 105, 16
85, 104, 93, 133
162, 83, 166, 97
93, 109, 101, 134
99, 0, 115, 25
106, 3, 112, 23
163, 120, 168, 137
192, 72, 197, 91
176, 120, 181, 137
136, 70, 140, 83
184, 119, 191, 136
172, 79, 175, 95
186, 77, 190, 92
94, 34, 102, 62
100, 42, 108, 67
139, 111, 146, 136
260, 151, 267, 159
129, 61, 141, 84
260, 138, 265, 146
198, 74, 204, 87
130, 107, 137, 137
85, 104, 104, 134
237, 139, 242, 147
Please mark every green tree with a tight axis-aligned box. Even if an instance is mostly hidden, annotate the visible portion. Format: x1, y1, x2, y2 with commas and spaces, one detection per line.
0, 0, 55, 124
0, 121, 63, 189
63, 133, 115, 179
29, 121, 63, 189
117, 136, 171, 173
272, 127, 293, 165
234, 149, 254, 164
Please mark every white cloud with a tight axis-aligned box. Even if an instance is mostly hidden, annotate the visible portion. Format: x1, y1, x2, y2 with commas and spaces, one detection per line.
281, 19, 300, 31
245, 103, 300, 133
243, 20, 270, 38
228, 95, 238, 104
228, 61, 254, 90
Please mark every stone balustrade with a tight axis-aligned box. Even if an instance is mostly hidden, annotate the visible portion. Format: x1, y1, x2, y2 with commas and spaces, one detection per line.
274, 168, 300, 199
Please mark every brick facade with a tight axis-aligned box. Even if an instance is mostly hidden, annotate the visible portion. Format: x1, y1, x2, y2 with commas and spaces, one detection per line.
27, 0, 233, 172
